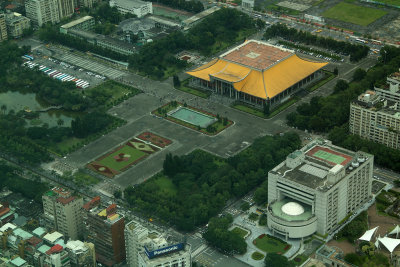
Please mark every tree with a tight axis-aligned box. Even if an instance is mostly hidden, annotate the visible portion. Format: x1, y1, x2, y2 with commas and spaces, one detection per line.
264, 253, 295, 267
1, 104, 7, 114
263, 102, 270, 116
240, 202, 250, 211
57, 118, 64, 126
173, 75, 181, 88
353, 68, 367, 81
334, 67, 339, 75
113, 190, 122, 199
253, 186, 268, 205
334, 79, 349, 93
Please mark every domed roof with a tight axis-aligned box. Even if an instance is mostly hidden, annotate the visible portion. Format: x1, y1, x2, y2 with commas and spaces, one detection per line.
281, 202, 304, 216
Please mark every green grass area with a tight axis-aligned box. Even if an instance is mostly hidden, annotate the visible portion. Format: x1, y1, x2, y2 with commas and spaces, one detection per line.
154, 175, 177, 196
248, 212, 259, 221
251, 251, 265, 260
176, 80, 211, 99
307, 71, 335, 92
322, 2, 387, 26
98, 145, 146, 171
253, 235, 289, 254
232, 97, 299, 119
74, 171, 100, 186
86, 80, 141, 108
290, 254, 309, 265
231, 227, 249, 239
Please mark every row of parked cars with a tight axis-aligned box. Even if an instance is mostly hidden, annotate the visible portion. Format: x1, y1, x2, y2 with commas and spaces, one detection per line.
23, 61, 90, 89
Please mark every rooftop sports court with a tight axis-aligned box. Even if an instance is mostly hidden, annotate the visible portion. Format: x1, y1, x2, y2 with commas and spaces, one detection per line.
306, 146, 352, 166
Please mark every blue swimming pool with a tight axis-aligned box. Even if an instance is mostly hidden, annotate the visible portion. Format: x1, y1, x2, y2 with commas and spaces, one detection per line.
169, 107, 216, 128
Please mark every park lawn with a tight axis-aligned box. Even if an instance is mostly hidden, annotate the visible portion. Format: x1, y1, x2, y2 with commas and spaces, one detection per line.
98, 145, 146, 171
322, 2, 387, 26
176, 80, 211, 99
231, 227, 249, 239
253, 235, 289, 254
87, 80, 140, 107
74, 171, 100, 186
154, 175, 177, 195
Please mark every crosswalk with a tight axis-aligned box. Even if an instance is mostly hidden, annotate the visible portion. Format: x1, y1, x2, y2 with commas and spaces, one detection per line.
56, 54, 126, 79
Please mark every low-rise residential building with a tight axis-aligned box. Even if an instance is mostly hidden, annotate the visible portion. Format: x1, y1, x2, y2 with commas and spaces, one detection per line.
59, 16, 95, 34
65, 240, 96, 267
350, 90, 400, 150
109, 0, 152, 18
4, 12, 30, 38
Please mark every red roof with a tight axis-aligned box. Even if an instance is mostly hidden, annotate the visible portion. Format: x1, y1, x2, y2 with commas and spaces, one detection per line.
27, 236, 42, 247
5, 4, 16, 9
83, 196, 101, 211
56, 196, 75, 205
47, 244, 63, 255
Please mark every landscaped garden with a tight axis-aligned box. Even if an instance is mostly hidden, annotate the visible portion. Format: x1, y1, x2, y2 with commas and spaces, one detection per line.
87, 132, 171, 177
253, 234, 291, 254
175, 79, 211, 99
152, 101, 233, 135
230, 227, 249, 239
251, 251, 265, 260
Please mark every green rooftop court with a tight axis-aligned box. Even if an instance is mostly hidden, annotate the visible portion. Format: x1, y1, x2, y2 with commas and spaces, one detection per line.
313, 150, 346, 165
270, 198, 313, 222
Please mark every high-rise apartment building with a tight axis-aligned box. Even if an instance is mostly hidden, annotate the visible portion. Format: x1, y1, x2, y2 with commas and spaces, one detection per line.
0, 13, 8, 41
25, 0, 60, 26
350, 90, 400, 150
125, 220, 191, 267
85, 203, 125, 266
267, 139, 373, 239
42, 187, 84, 240
58, 0, 75, 19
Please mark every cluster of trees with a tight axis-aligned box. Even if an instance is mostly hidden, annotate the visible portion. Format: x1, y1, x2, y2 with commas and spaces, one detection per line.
344, 251, 389, 266
129, 9, 257, 78
38, 25, 127, 62
202, 214, 247, 254
264, 23, 369, 62
336, 211, 368, 243
264, 253, 295, 267
0, 162, 48, 203
124, 132, 301, 232
145, 0, 204, 13
71, 111, 113, 138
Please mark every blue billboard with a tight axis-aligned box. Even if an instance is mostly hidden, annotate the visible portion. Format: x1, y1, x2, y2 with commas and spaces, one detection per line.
144, 243, 184, 259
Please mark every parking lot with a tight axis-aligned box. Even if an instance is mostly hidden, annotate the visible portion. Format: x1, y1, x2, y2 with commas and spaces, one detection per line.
53, 52, 126, 80
33, 56, 106, 88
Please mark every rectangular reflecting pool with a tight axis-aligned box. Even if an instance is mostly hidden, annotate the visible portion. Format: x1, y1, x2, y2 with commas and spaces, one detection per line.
168, 107, 216, 128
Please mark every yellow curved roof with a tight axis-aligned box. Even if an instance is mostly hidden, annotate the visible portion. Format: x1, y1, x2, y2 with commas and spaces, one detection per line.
186, 55, 328, 99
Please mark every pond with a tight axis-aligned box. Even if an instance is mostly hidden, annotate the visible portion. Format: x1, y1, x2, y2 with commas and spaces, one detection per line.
0, 91, 79, 127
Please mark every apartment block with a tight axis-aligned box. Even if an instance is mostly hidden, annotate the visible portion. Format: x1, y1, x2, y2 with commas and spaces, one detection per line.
5, 12, 31, 38
65, 240, 96, 267
58, 0, 75, 18
350, 90, 400, 150
85, 202, 125, 266
42, 187, 84, 240
25, 0, 60, 26
125, 220, 191, 267
0, 13, 7, 41
375, 70, 400, 109
267, 139, 373, 239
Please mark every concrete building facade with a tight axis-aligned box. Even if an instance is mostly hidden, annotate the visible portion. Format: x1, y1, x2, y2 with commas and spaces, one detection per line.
109, 0, 152, 18
241, 0, 254, 10
125, 220, 191, 267
42, 187, 84, 240
25, 0, 60, 26
375, 70, 400, 109
85, 203, 125, 266
0, 13, 8, 41
4, 12, 31, 39
267, 140, 373, 239
58, 0, 75, 19
350, 90, 400, 150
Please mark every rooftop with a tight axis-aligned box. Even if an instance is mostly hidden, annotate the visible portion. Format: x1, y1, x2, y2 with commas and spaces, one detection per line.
270, 198, 313, 221
13, 227, 33, 240
221, 40, 293, 70
0, 222, 16, 232
271, 140, 370, 191
111, 0, 149, 9
183, 6, 220, 27
38, 244, 51, 254
9, 257, 26, 267
32, 227, 47, 237
61, 16, 93, 29
56, 196, 76, 205
43, 231, 63, 244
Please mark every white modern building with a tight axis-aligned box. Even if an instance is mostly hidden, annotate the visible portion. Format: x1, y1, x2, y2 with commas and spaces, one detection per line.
125, 220, 191, 267
110, 0, 152, 18
267, 139, 373, 239
375, 70, 400, 109
241, 0, 254, 10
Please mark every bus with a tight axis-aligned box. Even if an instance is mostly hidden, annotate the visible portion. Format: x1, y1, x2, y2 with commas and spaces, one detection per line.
355, 38, 367, 44
22, 55, 34, 61
49, 71, 59, 77
54, 73, 64, 79
58, 74, 68, 80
